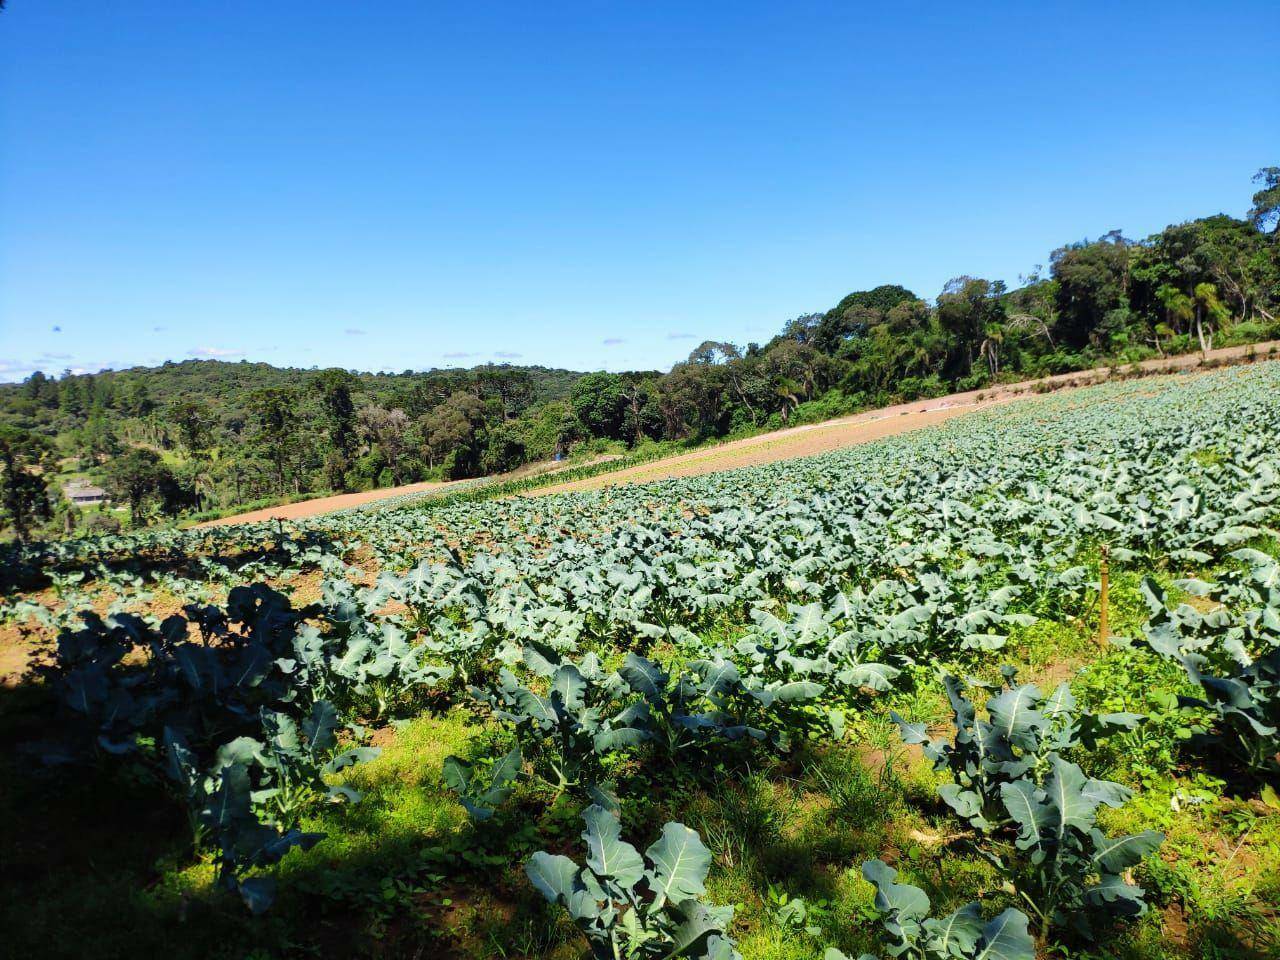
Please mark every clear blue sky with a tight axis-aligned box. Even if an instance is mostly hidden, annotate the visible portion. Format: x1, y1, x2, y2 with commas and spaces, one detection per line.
1, 1, 1276, 383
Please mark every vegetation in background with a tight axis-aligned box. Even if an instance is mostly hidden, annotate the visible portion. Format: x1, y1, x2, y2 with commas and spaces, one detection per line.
2, 169, 1279, 539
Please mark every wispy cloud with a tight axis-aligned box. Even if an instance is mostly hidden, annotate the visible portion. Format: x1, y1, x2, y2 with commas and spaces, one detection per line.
0, 359, 34, 376
494, 350, 522, 359
666, 332, 696, 340
602, 338, 626, 346
153, 326, 167, 333
344, 328, 366, 336
191, 346, 246, 358
442, 351, 479, 360
39, 352, 72, 361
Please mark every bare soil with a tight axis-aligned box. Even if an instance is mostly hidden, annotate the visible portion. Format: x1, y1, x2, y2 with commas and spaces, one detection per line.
529, 341, 1280, 496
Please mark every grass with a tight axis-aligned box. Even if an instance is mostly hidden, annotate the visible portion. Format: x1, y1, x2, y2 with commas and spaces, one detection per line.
2, 544, 1279, 959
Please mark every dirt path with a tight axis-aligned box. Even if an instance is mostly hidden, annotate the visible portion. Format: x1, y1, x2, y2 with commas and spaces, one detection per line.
200, 481, 450, 526
529, 396, 1005, 496
529, 340, 1280, 497
198, 455, 623, 527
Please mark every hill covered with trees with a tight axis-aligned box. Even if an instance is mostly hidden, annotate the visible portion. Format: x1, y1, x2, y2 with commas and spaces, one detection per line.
2, 167, 1278, 539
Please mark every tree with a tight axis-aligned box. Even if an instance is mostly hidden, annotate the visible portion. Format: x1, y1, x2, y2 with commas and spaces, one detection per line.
775, 313, 824, 347
0, 427, 53, 542
1136, 215, 1279, 325
313, 369, 361, 490
656, 363, 725, 438
570, 372, 626, 440
167, 400, 213, 455
480, 421, 526, 475
686, 341, 741, 365
248, 387, 300, 494
1193, 282, 1229, 354
22, 371, 54, 406
814, 284, 919, 355
358, 404, 411, 485
1155, 284, 1194, 338
104, 448, 165, 527
476, 365, 533, 421
422, 390, 485, 477
759, 341, 834, 421
1050, 233, 1130, 348
936, 277, 1006, 378
1249, 166, 1280, 233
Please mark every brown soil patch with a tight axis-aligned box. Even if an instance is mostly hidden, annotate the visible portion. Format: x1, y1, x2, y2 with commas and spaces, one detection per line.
201, 481, 449, 527
530, 402, 989, 496
528, 342, 1280, 497
0, 622, 35, 686
200, 455, 621, 528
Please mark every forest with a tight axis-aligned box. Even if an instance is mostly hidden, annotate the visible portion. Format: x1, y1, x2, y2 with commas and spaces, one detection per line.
1, 167, 1277, 539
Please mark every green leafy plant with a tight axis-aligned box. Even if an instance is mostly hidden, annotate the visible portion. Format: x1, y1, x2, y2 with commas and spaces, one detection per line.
525, 805, 740, 960
476, 655, 646, 790
895, 669, 1162, 939
1180, 648, 1280, 778
442, 745, 523, 821
893, 668, 1141, 831
826, 859, 1035, 960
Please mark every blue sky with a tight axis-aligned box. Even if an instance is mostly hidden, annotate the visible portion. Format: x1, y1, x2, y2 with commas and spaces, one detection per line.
1, 1, 1276, 383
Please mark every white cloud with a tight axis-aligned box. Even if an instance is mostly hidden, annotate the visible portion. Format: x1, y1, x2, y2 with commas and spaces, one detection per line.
494, 350, 522, 359
442, 351, 479, 359
0, 359, 36, 381
191, 346, 247, 358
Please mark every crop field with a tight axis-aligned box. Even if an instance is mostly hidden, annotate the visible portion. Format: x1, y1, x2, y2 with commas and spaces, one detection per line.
3, 364, 1280, 960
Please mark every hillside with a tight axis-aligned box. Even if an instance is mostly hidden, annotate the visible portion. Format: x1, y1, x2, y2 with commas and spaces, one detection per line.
1, 172, 1278, 542
4, 363, 1279, 959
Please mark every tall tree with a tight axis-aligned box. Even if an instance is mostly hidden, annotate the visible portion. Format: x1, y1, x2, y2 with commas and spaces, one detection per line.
0, 427, 53, 542
422, 390, 485, 476
935, 277, 1006, 377
248, 387, 300, 494
103, 448, 165, 528
571, 372, 626, 440
313, 369, 361, 490
1249, 166, 1280, 233
358, 403, 411, 485
167, 400, 213, 455
1049, 233, 1130, 348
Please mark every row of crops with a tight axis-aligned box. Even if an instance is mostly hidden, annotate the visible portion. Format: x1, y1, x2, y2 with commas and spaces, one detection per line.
5, 363, 1280, 958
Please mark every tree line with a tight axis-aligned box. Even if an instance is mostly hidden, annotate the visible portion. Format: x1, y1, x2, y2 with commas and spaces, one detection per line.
2, 167, 1277, 539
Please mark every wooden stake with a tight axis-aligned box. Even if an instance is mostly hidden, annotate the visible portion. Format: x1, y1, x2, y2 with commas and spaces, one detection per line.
1098, 543, 1110, 647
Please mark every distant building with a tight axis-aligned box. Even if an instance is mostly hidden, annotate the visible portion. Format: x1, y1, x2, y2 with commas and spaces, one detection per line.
63, 481, 110, 506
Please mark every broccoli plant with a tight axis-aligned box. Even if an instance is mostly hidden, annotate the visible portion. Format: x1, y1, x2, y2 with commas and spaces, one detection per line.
475, 655, 647, 790
442, 746, 523, 821
894, 669, 1162, 939
1180, 648, 1280, 778
200, 760, 325, 914
893, 668, 1141, 831
825, 859, 1035, 960
1134, 553, 1280, 779
248, 701, 381, 823
525, 805, 740, 960
618, 652, 827, 762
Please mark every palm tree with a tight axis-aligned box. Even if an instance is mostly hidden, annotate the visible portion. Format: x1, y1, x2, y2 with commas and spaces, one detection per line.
1155, 284, 1194, 338
1193, 282, 1229, 355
